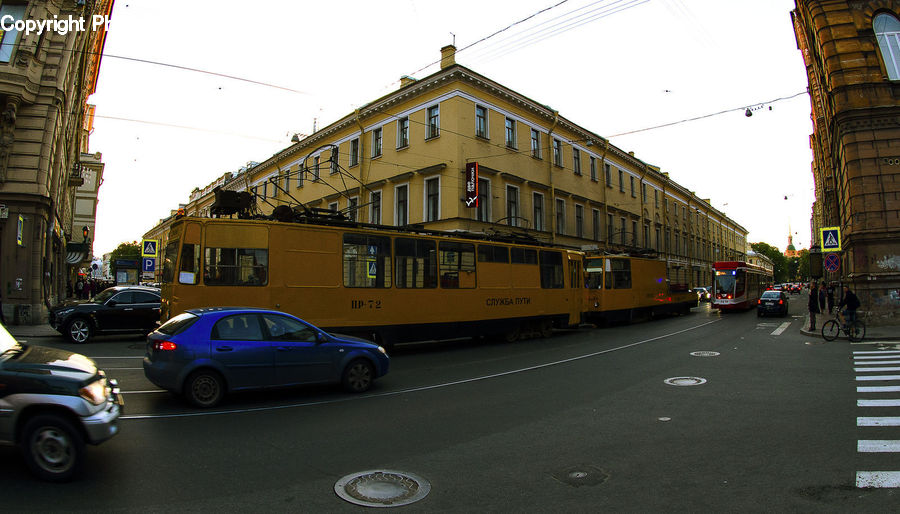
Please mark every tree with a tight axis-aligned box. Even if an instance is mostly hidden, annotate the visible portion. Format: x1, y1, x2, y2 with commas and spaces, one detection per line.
109, 241, 141, 279
750, 242, 789, 283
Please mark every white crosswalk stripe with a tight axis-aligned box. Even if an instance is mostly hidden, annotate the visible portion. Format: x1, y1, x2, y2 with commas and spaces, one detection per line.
854, 349, 900, 488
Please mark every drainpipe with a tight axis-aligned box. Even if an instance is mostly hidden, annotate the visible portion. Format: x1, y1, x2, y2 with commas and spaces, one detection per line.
600, 139, 610, 248
547, 111, 559, 244
355, 108, 366, 223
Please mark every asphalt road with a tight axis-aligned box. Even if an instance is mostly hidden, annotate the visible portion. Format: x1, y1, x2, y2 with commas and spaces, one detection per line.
4, 300, 900, 512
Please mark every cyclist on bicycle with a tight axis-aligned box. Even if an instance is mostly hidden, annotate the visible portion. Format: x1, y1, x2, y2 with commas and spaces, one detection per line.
837, 285, 861, 328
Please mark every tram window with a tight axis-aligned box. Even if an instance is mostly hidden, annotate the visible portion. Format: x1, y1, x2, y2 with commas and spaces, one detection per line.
585, 258, 604, 289
395, 238, 437, 288
511, 248, 538, 264
204, 247, 268, 286
539, 251, 564, 289
440, 241, 476, 289
478, 245, 509, 263
179, 244, 200, 285
604, 258, 632, 289
162, 240, 179, 284
343, 234, 392, 288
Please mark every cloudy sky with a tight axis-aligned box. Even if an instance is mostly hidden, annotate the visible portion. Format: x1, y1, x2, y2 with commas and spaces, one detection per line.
87, 0, 812, 256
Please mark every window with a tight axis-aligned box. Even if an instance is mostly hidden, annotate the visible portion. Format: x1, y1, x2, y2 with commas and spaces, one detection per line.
540, 251, 564, 289
370, 191, 382, 224
654, 189, 659, 208
330, 147, 339, 175
177, 243, 201, 285
348, 197, 359, 222
605, 164, 612, 186
876, 13, 900, 80
212, 314, 264, 341
312, 157, 320, 181
644, 224, 650, 249
575, 204, 584, 238
343, 234, 391, 288
296, 164, 304, 188
630, 176, 636, 197
349, 138, 359, 167
372, 127, 382, 158
476, 105, 488, 138
642, 183, 647, 203
553, 138, 563, 167
397, 117, 410, 148
573, 149, 581, 175
505, 117, 516, 148
555, 198, 566, 235
427, 105, 440, 138
478, 245, 509, 263
607, 214, 613, 241
533, 192, 544, 231
604, 258, 632, 289
620, 217, 626, 245
590, 157, 597, 181
395, 184, 408, 226
477, 178, 490, 222
439, 242, 476, 288
162, 240, 180, 284
632, 220, 638, 246
506, 185, 519, 226
0, 4, 26, 63
425, 177, 440, 222
592, 209, 600, 241
260, 314, 318, 342
328, 201, 338, 212
531, 129, 541, 158
618, 170, 624, 192
511, 248, 538, 264
395, 238, 437, 288
205, 248, 268, 286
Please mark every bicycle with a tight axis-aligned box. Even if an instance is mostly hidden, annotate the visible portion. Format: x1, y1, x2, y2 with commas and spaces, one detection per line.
821, 308, 866, 342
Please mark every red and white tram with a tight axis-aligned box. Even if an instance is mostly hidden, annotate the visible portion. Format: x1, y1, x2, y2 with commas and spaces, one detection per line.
711, 261, 773, 311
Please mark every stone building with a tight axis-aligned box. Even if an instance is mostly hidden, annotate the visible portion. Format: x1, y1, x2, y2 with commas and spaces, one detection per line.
0, 0, 112, 324
792, 1, 900, 323
147, 46, 750, 289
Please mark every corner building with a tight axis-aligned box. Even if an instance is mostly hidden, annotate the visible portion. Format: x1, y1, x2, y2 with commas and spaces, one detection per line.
167, 47, 749, 289
792, 1, 900, 323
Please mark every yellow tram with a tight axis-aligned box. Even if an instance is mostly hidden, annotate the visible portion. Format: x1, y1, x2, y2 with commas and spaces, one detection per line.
160, 215, 584, 345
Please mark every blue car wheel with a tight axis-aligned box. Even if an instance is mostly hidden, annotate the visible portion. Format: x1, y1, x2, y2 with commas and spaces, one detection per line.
184, 369, 225, 408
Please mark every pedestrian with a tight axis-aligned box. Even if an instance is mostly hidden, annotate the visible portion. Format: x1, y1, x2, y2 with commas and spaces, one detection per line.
75, 279, 83, 299
808, 281, 820, 331
826, 283, 835, 313
819, 283, 827, 313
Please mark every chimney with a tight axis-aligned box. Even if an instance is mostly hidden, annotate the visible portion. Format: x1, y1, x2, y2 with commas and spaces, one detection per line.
440, 45, 457, 69
400, 75, 417, 87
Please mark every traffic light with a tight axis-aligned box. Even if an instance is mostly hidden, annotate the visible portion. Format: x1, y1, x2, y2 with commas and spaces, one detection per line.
82, 225, 89, 242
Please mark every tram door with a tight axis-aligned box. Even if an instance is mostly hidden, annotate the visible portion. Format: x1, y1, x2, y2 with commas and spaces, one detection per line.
568, 253, 584, 325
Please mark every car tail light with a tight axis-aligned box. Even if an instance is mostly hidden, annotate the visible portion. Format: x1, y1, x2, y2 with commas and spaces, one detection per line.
779, 300, 784, 305
758, 299, 762, 305
154, 341, 178, 351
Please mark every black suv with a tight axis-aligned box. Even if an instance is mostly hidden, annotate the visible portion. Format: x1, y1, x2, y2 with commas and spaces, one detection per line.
50, 286, 161, 343
0, 323, 122, 481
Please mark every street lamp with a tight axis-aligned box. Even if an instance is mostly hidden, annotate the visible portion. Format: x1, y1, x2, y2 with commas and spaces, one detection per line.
808, 243, 822, 280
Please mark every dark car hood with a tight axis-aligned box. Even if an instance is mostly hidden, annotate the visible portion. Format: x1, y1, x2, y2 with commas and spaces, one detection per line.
51, 299, 97, 312
2, 344, 98, 380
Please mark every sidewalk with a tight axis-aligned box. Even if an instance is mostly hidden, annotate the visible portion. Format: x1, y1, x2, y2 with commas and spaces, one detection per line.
799, 311, 900, 342
2, 322, 61, 340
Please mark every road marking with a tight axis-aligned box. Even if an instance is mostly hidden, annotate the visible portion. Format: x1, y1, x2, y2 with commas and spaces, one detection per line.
856, 375, 900, 381
770, 322, 790, 336
859, 440, 900, 452
855, 360, 900, 365
858, 399, 900, 407
119, 318, 723, 420
854, 350, 900, 355
857, 471, 900, 488
858, 417, 900, 427
858, 386, 900, 393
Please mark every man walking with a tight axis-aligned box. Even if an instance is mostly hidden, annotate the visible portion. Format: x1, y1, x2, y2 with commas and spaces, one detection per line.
808, 281, 821, 331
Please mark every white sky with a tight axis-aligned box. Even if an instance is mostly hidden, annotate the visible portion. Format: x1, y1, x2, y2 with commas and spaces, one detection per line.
88, 0, 813, 256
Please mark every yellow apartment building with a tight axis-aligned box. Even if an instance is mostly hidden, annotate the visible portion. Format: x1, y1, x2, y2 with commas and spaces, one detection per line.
147, 46, 748, 289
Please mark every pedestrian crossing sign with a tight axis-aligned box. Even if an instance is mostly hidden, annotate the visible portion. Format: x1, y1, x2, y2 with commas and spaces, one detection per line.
820, 227, 841, 253
142, 239, 159, 257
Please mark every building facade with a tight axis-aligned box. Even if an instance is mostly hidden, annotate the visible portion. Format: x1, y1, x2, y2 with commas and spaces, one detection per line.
148, 46, 749, 290
793, 1, 900, 323
0, 0, 112, 324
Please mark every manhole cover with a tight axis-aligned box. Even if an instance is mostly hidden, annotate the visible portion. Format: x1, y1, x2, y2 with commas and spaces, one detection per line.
334, 470, 430, 507
664, 376, 707, 386
551, 465, 609, 487
690, 351, 720, 357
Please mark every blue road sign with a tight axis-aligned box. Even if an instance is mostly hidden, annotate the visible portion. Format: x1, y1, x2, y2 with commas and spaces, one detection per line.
820, 227, 841, 252
142, 258, 156, 272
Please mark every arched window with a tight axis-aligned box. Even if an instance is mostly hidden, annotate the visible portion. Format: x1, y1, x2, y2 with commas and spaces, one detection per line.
875, 13, 900, 80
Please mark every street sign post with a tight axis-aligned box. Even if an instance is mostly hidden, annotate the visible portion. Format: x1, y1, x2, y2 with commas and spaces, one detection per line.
142, 239, 159, 257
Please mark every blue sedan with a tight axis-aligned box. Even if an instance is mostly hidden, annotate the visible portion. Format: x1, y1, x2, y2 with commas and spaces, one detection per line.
143, 308, 390, 407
